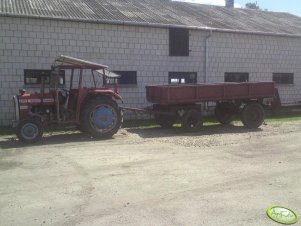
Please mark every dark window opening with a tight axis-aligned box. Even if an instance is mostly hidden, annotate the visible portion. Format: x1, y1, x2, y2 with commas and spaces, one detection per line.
168, 72, 197, 84
169, 28, 189, 56
24, 69, 65, 85
225, 72, 249, 82
273, 73, 294, 84
105, 71, 137, 85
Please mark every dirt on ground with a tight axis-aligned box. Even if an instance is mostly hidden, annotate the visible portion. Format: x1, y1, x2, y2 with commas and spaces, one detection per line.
0, 121, 300, 226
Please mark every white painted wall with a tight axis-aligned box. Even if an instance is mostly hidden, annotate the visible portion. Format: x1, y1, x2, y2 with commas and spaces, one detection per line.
0, 16, 300, 126
207, 32, 301, 104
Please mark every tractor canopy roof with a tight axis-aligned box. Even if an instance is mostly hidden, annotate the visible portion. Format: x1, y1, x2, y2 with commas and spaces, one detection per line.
54, 55, 109, 70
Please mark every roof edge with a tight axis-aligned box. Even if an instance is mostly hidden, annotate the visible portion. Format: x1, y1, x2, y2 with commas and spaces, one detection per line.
1, 12, 301, 38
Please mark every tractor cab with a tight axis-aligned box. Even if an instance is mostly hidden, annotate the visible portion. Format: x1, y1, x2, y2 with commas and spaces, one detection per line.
13, 55, 123, 143
51, 55, 122, 122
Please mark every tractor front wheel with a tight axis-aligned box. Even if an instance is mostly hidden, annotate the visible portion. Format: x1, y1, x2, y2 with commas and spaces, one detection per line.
17, 119, 43, 143
81, 98, 122, 139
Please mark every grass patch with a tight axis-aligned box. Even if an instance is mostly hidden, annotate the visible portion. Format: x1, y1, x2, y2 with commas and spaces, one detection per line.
0, 127, 15, 136
265, 115, 301, 122
265, 112, 301, 126
123, 113, 301, 129
122, 119, 159, 129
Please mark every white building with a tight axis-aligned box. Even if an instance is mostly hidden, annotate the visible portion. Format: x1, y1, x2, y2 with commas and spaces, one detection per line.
0, 0, 301, 126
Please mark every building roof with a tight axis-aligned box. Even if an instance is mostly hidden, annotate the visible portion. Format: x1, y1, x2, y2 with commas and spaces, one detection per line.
1, 0, 301, 36
55, 55, 108, 69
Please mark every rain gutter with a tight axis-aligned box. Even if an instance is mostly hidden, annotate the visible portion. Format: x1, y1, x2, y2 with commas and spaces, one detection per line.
205, 30, 213, 84
1, 13, 301, 38
204, 30, 212, 112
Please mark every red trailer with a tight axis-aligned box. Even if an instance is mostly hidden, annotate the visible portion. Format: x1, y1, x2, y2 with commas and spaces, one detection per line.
125, 82, 280, 131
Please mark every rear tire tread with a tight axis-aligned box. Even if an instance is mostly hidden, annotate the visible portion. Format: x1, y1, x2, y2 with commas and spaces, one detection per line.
80, 97, 122, 139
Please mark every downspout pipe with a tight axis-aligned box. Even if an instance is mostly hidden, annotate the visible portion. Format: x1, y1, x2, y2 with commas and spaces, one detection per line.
204, 30, 212, 112
205, 30, 213, 84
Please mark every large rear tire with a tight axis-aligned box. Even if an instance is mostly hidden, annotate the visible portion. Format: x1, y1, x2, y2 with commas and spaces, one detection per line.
17, 119, 43, 143
241, 103, 264, 128
81, 98, 122, 139
181, 110, 202, 132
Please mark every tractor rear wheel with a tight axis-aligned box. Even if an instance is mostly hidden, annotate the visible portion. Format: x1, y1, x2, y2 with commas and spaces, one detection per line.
81, 98, 122, 139
241, 103, 264, 128
17, 119, 43, 143
181, 110, 202, 132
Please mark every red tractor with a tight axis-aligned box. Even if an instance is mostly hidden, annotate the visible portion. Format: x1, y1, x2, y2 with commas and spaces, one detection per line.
12, 55, 123, 143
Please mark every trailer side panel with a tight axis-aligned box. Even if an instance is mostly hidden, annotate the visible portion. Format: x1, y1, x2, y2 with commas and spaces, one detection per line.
146, 82, 276, 105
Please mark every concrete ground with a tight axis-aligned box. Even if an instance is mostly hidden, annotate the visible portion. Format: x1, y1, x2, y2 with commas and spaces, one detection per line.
0, 121, 300, 226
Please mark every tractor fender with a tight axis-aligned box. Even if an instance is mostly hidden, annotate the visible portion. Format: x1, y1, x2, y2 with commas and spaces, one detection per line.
111, 92, 123, 103
79, 92, 123, 123
87, 90, 123, 103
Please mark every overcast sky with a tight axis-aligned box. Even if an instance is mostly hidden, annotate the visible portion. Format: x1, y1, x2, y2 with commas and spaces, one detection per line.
174, 0, 301, 16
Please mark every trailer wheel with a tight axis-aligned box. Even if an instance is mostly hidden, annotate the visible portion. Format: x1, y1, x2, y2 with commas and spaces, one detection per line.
215, 102, 236, 125
154, 114, 176, 129
241, 103, 264, 128
181, 110, 202, 132
81, 98, 122, 139
17, 119, 43, 143
77, 125, 86, 133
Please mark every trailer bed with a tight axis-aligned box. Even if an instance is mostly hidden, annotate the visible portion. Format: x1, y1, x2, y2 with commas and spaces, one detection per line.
146, 82, 276, 105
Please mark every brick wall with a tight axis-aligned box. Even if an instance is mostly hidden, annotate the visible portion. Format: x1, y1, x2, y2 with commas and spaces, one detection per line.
0, 16, 300, 126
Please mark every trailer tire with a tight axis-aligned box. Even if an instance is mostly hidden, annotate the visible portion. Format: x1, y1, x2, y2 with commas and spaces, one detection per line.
181, 110, 202, 132
17, 119, 43, 143
241, 103, 264, 128
154, 114, 176, 129
81, 98, 122, 139
77, 125, 86, 133
215, 102, 236, 125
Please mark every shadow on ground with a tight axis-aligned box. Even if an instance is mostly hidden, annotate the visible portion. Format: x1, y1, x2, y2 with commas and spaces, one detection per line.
0, 132, 119, 150
0, 124, 261, 150
126, 124, 262, 139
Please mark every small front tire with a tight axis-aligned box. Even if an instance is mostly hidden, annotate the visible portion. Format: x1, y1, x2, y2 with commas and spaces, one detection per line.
17, 119, 43, 143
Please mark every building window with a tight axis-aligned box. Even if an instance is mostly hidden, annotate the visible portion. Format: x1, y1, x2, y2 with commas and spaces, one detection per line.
105, 71, 137, 85
169, 28, 189, 56
24, 69, 65, 85
225, 72, 249, 82
273, 73, 294, 84
169, 72, 197, 84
